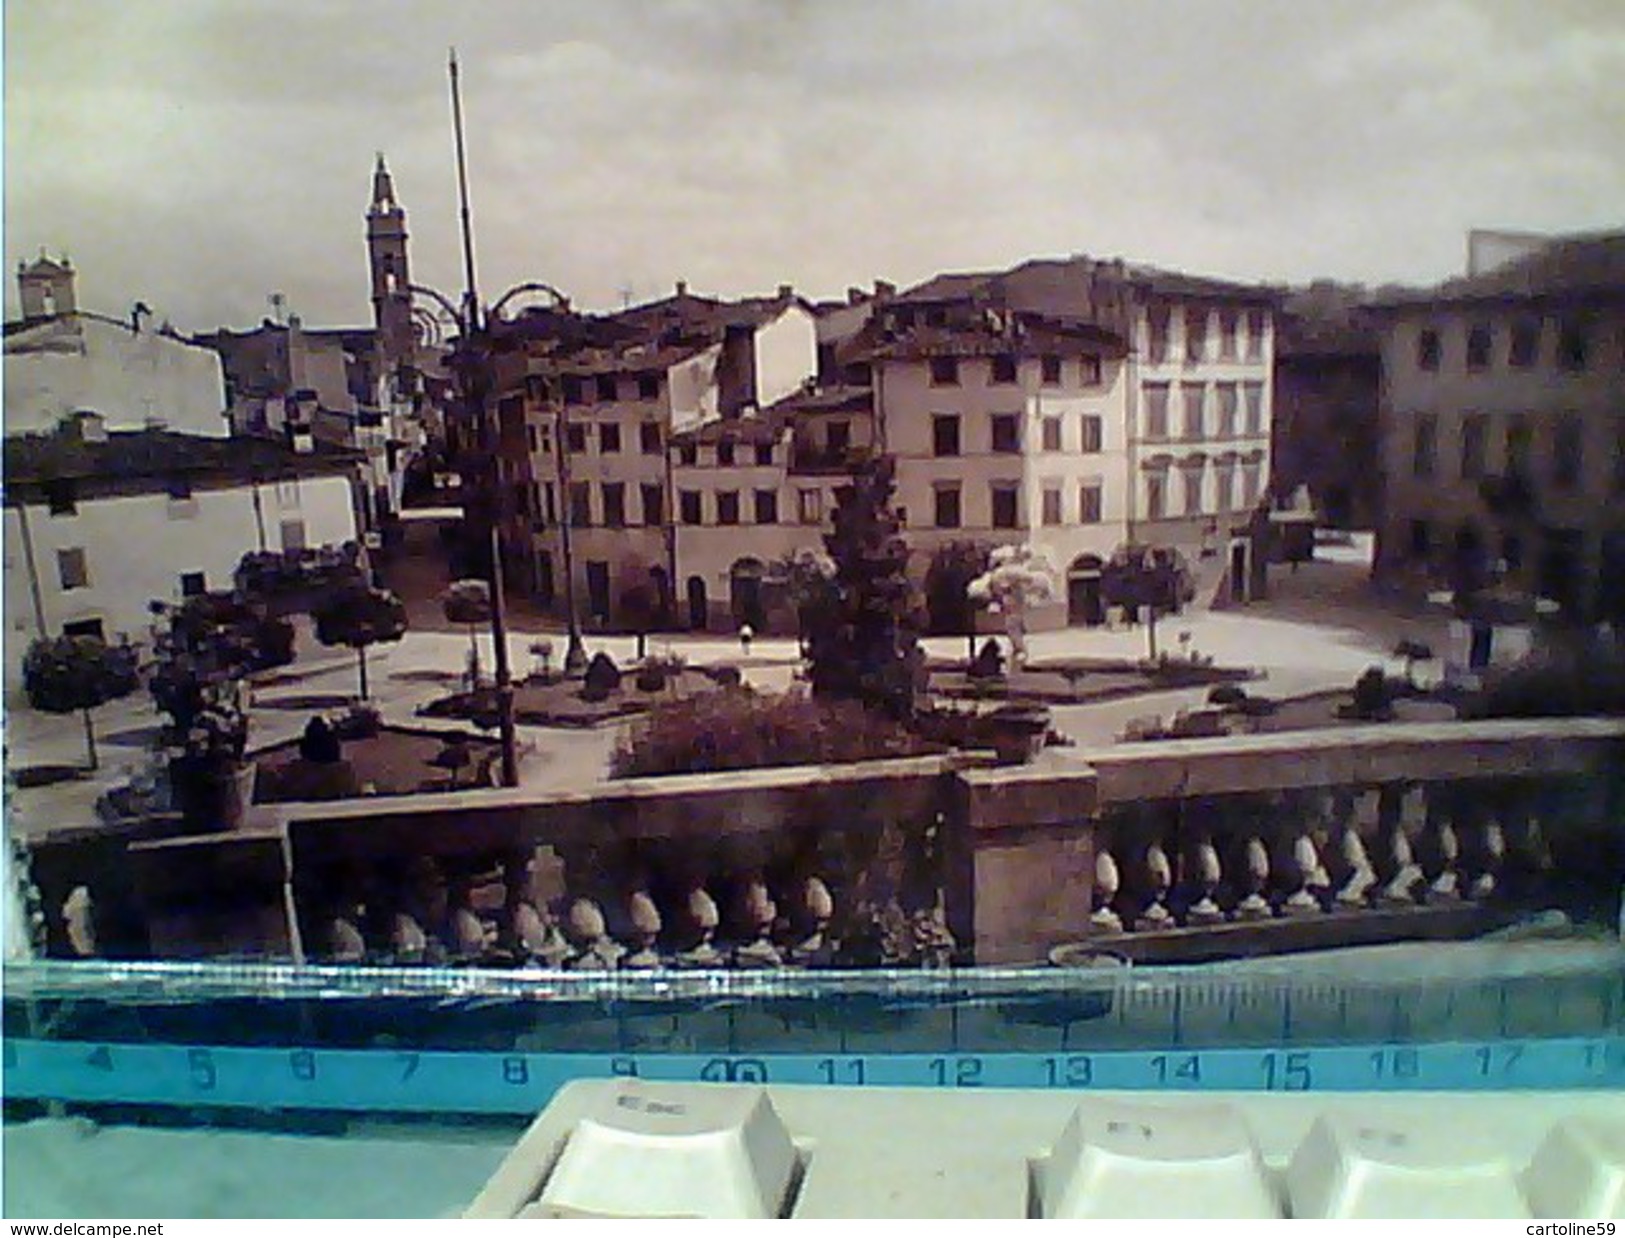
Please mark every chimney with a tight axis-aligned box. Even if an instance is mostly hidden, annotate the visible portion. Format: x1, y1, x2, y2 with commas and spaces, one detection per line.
675, 280, 688, 297
874, 280, 896, 300
847, 287, 867, 305
777, 283, 794, 300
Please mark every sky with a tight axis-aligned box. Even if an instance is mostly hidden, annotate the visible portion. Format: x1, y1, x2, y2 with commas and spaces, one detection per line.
5, 0, 1623, 333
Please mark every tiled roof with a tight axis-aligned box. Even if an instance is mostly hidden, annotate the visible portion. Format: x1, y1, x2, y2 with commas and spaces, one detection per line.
1369, 231, 1625, 308
896, 255, 1279, 313
4, 427, 361, 489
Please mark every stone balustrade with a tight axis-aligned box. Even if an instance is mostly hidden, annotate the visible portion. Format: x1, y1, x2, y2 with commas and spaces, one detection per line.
16, 719, 1625, 969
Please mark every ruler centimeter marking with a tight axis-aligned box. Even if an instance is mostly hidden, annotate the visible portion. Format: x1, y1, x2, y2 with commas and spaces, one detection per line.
6, 1036, 1622, 1114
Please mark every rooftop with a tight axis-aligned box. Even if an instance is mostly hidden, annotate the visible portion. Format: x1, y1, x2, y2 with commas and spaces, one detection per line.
3, 425, 362, 490
1369, 230, 1625, 309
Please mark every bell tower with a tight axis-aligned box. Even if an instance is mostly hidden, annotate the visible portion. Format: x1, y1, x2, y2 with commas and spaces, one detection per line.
367, 153, 414, 394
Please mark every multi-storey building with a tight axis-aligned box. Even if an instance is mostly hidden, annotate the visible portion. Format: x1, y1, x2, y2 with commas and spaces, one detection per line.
1369, 232, 1625, 621
486, 255, 1277, 634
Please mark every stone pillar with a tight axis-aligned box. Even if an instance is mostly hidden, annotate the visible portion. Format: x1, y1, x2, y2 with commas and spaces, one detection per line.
943, 764, 1097, 965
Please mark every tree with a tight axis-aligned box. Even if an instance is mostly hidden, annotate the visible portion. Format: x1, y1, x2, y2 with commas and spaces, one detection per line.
806, 455, 926, 720
773, 546, 838, 655
314, 586, 408, 700
967, 544, 1058, 668
442, 578, 491, 688
924, 540, 992, 657
22, 635, 139, 771
619, 583, 659, 661
1101, 544, 1195, 661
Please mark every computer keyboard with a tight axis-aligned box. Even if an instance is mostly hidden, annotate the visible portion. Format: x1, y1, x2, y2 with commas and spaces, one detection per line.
464, 1078, 1625, 1219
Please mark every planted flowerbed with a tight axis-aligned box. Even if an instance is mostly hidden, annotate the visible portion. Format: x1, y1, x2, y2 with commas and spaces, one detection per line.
419, 659, 735, 730
929, 654, 1254, 707
253, 723, 502, 800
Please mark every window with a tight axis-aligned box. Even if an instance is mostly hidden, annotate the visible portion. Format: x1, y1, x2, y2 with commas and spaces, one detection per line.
1466, 324, 1493, 371
1409, 519, 1431, 561
716, 490, 740, 525
677, 442, 698, 466
632, 374, 657, 399
754, 442, 774, 466
279, 518, 306, 551
640, 422, 662, 455
1147, 306, 1171, 365
1560, 321, 1589, 371
46, 480, 77, 516
537, 423, 553, 456
1510, 322, 1539, 368
275, 478, 301, 509
844, 361, 873, 386
62, 618, 104, 641
180, 571, 206, 598
1041, 354, 1062, 385
798, 488, 823, 525
1183, 384, 1206, 439
525, 424, 539, 454
1241, 463, 1262, 507
599, 422, 621, 454
933, 484, 961, 529
1413, 414, 1438, 478
57, 547, 89, 590
1079, 354, 1102, 386
1215, 466, 1235, 512
1460, 414, 1489, 480
679, 490, 702, 524
932, 414, 960, 457
1145, 473, 1167, 520
1506, 416, 1533, 476
1042, 416, 1063, 452
1553, 416, 1583, 490
754, 489, 778, 524
513, 481, 531, 518
1246, 310, 1266, 361
1417, 328, 1442, 371
990, 354, 1018, 384
542, 482, 557, 525
601, 482, 626, 528
641, 483, 664, 526
1041, 486, 1063, 526
569, 482, 592, 526
991, 413, 1020, 453
1145, 383, 1170, 439
929, 356, 959, 386
991, 483, 1020, 529
1078, 483, 1102, 524
1219, 310, 1238, 359
596, 375, 618, 402
562, 376, 584, 405
1079, 416, 1103, 453
1182, 466, 1204, 516
1184, 309, 1207, 363
1215, 383, 1238, 437
1242, 382, 1264, 435
717, 440, 736, 467
566, 423, 587, 453
827, 420, 851, 454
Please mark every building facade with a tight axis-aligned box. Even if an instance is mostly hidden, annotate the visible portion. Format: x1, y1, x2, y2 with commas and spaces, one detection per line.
1370, 232, 1625, 622
5, 256, 229, 439
3, 416, 360, 692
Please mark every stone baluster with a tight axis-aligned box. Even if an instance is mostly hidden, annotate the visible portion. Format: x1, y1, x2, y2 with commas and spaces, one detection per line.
1469, 819, 1505, 900
1091, 849, 1123, 932
1379, 825, 1425, 905
1426, 821, 1462, 902
734, 876, 782, 968
1332, 822, 1378, 908
677, 885, 724, 967
389, 908, 429, 964
1135, 842, 1174, 931
510, 898, 570, 967
1233, 837, 1273, 920
62, 885, 98, 958
1185, 839, 1225, 925
566, 897, 624, 970
623, 890, 663, 969
790, 875, 835, 965
446, 880, 490, 963
327, 897, 367, 963
1283, 832, 1327, 917
911, 895, 957, 968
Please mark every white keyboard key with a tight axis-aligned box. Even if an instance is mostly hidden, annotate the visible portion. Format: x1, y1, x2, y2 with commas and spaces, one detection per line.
1035, 1102, 1279, 1218
528, 1080, 799, 1218
1287, 1113, 1528, 1218
1524, 1118, 1625, 1219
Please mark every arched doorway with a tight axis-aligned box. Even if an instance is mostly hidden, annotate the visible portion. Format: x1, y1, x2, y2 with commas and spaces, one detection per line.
1067, 553, 1105, 626
730, 557, 767, 631
686, 575, 708, 630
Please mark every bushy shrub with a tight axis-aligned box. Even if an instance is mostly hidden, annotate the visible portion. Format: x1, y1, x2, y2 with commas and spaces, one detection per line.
635, 665, 667, 693
583, 651, 621, 695
707, 664, 743, 688
1463, 639, 1625, 719
611, 690, 938, 778
1343, 666, 1395, 720
967, 638, 1005, 680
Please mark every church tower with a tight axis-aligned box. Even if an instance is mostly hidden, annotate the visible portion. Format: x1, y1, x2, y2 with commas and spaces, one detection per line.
366, 154, 414, 394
